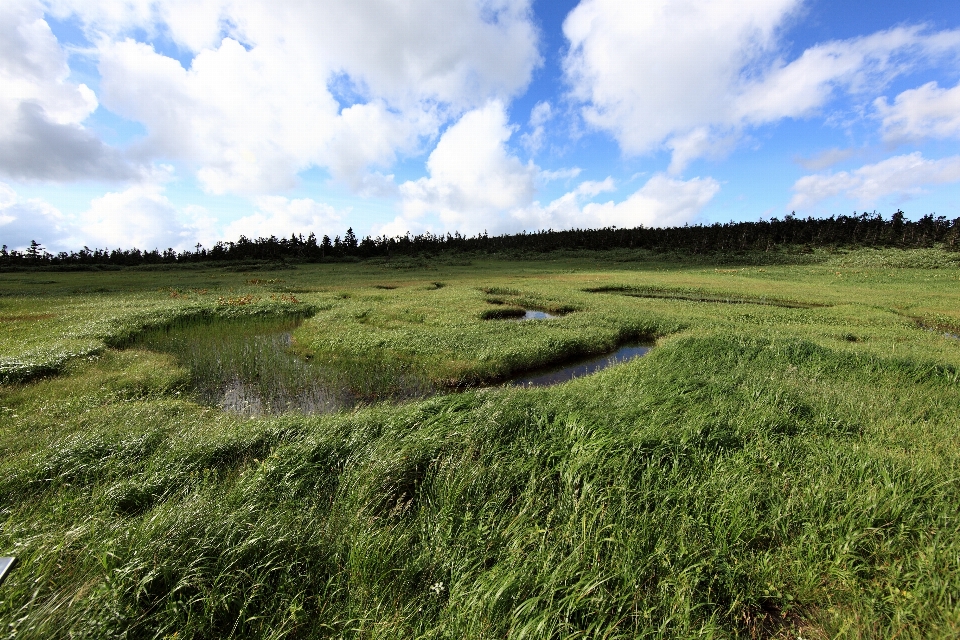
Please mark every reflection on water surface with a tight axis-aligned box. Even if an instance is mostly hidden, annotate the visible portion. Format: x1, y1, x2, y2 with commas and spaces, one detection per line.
507, 344, 652, 388
128, 315, 435, 416
509, 310, 557, 321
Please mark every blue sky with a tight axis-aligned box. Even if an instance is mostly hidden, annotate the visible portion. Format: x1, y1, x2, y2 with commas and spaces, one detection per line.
2, 0, 960, 252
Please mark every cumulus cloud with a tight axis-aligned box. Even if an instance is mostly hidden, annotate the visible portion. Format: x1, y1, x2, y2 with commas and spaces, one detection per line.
0, 0, 96, 124
734, 27, 960, 125
98, 36, 341, 194
381, 101, 719, 236
513, 175, 718, 230
51, 0, 540, 105
790, 152, 960, 209
563, 0, 800, 163
46, 0, 234, 54
0, 177, 345, 252
398, 101, 538, 234
79, 181, 215, 250
0, 182, 75, 251
0, 170, 221, 252
0, 103, 137, 181
0, 182, 171, 252
563, 0, 960, 173
222, 196, 343, 242
666, 127, 739, 176
105, 34, 427, 197
0, 0, 135, 180
45, 0, 541, 195
876, 81, 960, 142
583, 175, 719, 228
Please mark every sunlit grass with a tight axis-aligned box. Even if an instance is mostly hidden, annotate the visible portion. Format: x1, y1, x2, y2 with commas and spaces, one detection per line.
2, 246, 960, 637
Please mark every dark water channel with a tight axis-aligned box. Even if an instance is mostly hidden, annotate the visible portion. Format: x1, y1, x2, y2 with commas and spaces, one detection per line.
129, 315, 652, 416
506, 344, 651, 388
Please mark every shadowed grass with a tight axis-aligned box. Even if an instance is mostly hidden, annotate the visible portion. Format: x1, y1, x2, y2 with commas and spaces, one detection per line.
584, 284, 828, 309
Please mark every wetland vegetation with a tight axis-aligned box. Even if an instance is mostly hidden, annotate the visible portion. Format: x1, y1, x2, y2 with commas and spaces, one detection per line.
125, 314, 434, 416
2, 244, 960, 637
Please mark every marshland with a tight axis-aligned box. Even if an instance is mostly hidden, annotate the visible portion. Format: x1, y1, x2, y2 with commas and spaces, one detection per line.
2, 243, 960, 638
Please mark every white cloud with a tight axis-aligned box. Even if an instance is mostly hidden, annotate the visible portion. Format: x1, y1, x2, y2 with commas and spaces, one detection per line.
46, 0, 228, 53
734, 27, 960, 125
0, 178, 215, 252
0, 0, 96, 124
384, 100, 720, 236
222, 196, 343, 242
563, 0, 960, 173
584, 174, 719, 228
877, 81, 960, 142
539, 167, 582, 182
0, 181, 74, 251
0, 0, 135, 180
790, 152, 960, 209
383, 170, 719, 238
563, 0, 800, 162
0, 175, 341, 252
521, 100, 553, 153
574, 178, 616, 198
80, 181, 211, 250
398, 101, 538, 234
529, 100, 552, 128
666, 128, 739, 176
795, 147, 856, 172
98, 37, 339, 194
98, 37, 429, 195
46, 0, 541, 195
51, 0, 540, 106
510, 174, 718, 231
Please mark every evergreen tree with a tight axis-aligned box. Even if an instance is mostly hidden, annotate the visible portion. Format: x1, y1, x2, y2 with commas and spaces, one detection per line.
344, 227, 358, 249
26, 240, 43, 260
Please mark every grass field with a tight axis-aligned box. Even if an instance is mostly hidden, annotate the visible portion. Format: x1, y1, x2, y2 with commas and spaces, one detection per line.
2, 246, 960, 638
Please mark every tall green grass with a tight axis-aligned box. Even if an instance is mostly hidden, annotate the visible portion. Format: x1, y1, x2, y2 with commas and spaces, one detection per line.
2, 248, 960, 637
2, 334, 959, 637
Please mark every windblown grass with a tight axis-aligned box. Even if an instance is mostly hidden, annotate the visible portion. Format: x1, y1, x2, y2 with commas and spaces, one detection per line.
2, 246, 960, 637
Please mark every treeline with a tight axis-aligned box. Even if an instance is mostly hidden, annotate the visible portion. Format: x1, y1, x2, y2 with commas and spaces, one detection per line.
3, 210, 958, 268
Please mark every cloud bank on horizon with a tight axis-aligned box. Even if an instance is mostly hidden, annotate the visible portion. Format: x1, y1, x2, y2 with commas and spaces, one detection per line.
1, 0, 959, 251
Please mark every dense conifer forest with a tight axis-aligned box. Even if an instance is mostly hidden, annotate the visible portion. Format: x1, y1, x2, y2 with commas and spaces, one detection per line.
3, 210, 958, 269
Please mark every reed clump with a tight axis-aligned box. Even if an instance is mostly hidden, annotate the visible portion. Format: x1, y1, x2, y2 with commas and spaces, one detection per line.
128, 314, 435, 415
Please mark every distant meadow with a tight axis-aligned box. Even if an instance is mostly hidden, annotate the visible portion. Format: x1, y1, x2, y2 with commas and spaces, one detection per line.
2, 245, 960, 636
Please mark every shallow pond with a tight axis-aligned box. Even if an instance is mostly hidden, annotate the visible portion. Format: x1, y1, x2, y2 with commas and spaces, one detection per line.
482, 307, 559, 321
510, 310, 557, 321
128, 315, 652, 415
127, 314, 431, 416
